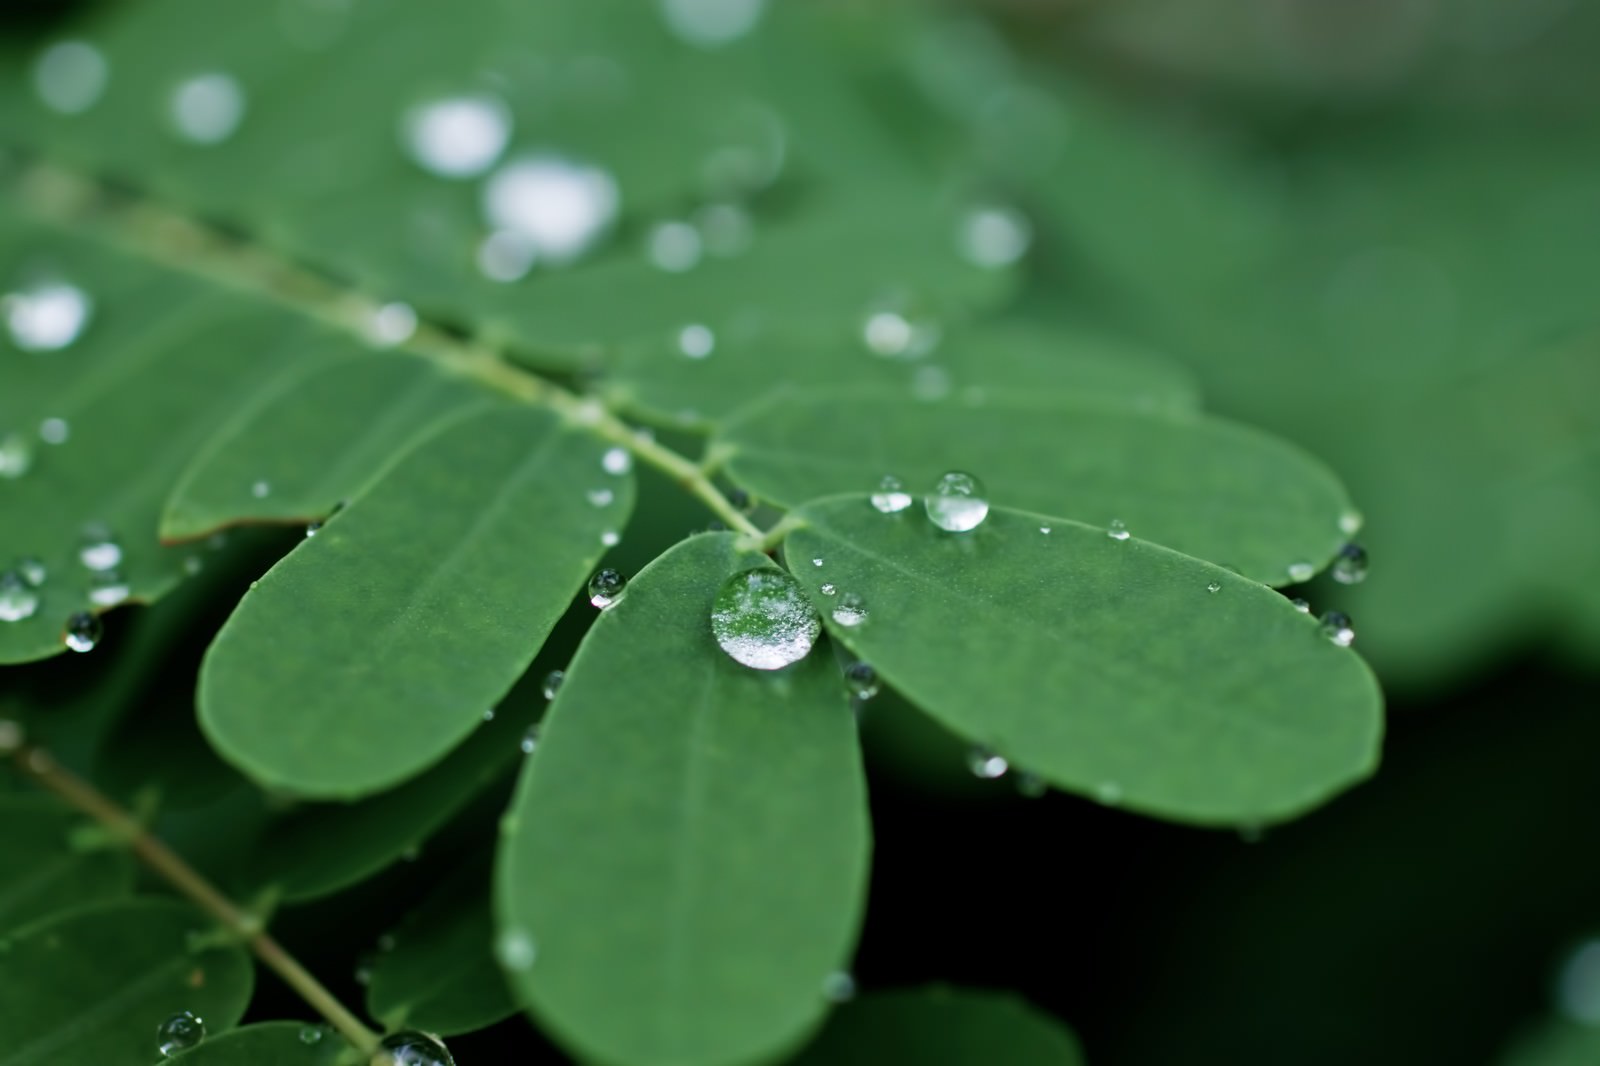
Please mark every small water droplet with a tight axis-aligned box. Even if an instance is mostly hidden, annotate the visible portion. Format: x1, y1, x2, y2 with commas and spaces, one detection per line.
1095, 781, 1124, 806
482, 154, 619, 266
367, 301, 417, 347
298, 1025, 325, 1045
1015, 771, 1048, 798
33, 40, 108, 114
869, 475, 913, 514
588, 568, 627, 609
401, 93, 510, 179
711, 568, 822, 670
843, 662, 879, 701
647, 220, 702, 273
819, 582, 837, 596
821, 970, 857, 1003
3, 280, 92, 351
376, 1030, 456, 1066
586, 488, 615, 508
811, 557, 824, 567
601, 447, 632, 476
924, 471, 988, 532
79, 523, 122, 571
957, 204, 1033, 269
400, 843, 421, 862
0, 571, 41, 623
600, 530, 620, 547
1107, 519, 1130, 541
727, 488, 753, 513
1206, 581, 1222, 593
0, 433, 32, 479
1291, 597, 1311, 613
1338, 510, 1364, 536
87, 570, 130, 607
16, 558, 46, 587
678, 322, 715, 358
170, 72, 246, 144
38, 417, 69, 445
156, 1011, 206, 1057
304, 520, 323, 537
830, 592, 867, 628
1331, 543, 1368, 585
1039, 525, 1051, 535
967, 746, 1009, 779
481, 708, 496, 722
1320, 610, 1356, 647
495, 927, 538, 972
183, 555, 204, 576
250, 479, 271, 499
519, 725, 540, 755
476, 228, 538, 283
659, 0, 768, 47
1287, 561, 1315, 583
377, 933, 397, 953
542, 670, 564, 701
862, 308, 939, 359
64, 611, 101, 652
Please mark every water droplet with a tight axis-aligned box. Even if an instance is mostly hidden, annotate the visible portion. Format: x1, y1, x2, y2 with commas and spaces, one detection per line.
924, 471, 988, 532
1095, 781, 1124, 806
0, 433, 32, 479
1206, 581, 1222, 593
476, 229, 537, 283
0, 571, 40, 623
1331, 543, 1368, 585
376, 1030, 456, 1066
541, 669, 564, 701
87, 570, 130, 607
156, 1011, 206, 1057
1016, 772, 1048, 798
16, 558, 46, 587
519, 725, 540, 755
170, 72, 246, 144
711, 568, 822, 670
967, 746, 1009, 779
304, 520, 323, 537
678, 322, 715, 358
957, 204, 1033, 269
602, 447, 631, 476
586, 488, 615, 508
659, 0, 768, 47
1319, 610, 1355, 647
250, 479, 271, 499
482, 155, 620, 266
600, 530, 620, 548
588, 568, 627, 609
401, 93, 510, 179
819, 582, 837, 596
694, 202, 752, 257
3, 280, 92, 351
870, 475, 913, 514
727, 488, 753, 513
1291, 597, 1311, 613
367, 302, 418, 347
821, 970, 857, 1003
1039, 525, 1052, 535
830, 592, 867, 628
481, 708, 495, 722
38, 417, 69, 445
1287, 561, 1315, 583
862, 310, 938, 359
1557, 938, 1600, 1024
1107, 519, 1130, 541
33, 40, 108, 114
297, 1025, 325, 1045
843, 662, 879, 701
1338, 510, 1364, 536
647, 220, 703, 273
495, 927, 538, 971
64, 611, 101, 653
79, 523, 122, 571
183, 555, 204, 576
811, 558, 824, 567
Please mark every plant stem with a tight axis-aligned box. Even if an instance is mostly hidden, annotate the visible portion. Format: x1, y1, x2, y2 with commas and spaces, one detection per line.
9, 743, 381, 1055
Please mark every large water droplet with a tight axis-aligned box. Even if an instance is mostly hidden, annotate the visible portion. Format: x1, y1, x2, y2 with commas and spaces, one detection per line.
0, 433, 32, 479
843, 662, 879, 702
589, 568, 627, 609
375, 1029, 456, 1066
495, 927, 538, 972
33, 40, 108, 114
957, 204, 1033, 269
924, 471, 988, 532
830, 592, 867, 628
64, 611, 101, 652
869, 475, 913, 514
678, 323, 715, 359
79, 523, 122, 571
170, 72, 246, 144
647, 220, 702, 273
401, 93, 510, 179
1320, 610, 1355, 647
967, 746, 1009, 779
1287, 561, 1315, 583
1331, 543, 1368, 585
156, 1011, 206, 1057
4, 280, 92, 352
1107, 519, 1130, 541
0, 571, 40, 623
659, 0, 767, 47
482, 155, 619, 266
821, 971, 857, 1003
711, 568, 821, 670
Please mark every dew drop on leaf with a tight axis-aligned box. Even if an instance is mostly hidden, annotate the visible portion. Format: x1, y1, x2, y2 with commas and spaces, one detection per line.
156, 1010, 206, 1057
601, 447, 632, 475
401, 93, 510, 179
3, 279, 92, 351
1338, 509, 1364, 536
16, 557, 46, 587
957, 203, 1033, 269
0, 571, 40, 623
1291, 597, 1311, 613
251, 479, 271, 499
169, 72, 246, 144
677, 322, 715, 358
821, 970, 857, 1003
1331, 543, 1369, 585
694, 201, 753, 257
911, 364, 951, 401
1320, 610, 1356, 647
967, 746, 1009, 779
861, 309, 937, 359
39, 417, 70, 444
298, 1025, 325, 1045
541, 670, 564, 701
481, 154, 619, 266
1207, 581, 1222, 593
1107, 518, 1130, 541
843, 662, 879, 701
63, 611, 101, 653
819, 582, 836, 596
924, 471, 988, 532
1287, 561, 1315, 583
710, 567, 822, 670
810, 557, 824, 568
830, 592, 867, 628
495, 927, 538, 972
366, 301, 418, 347
87, 570, 130, 607
520, 725, 540, 755
32, 40, 108, 114
476, 229, 537, 283
869, 474, 913, 514
588, 568, 627, 609
1095, 781, 1124, 806
79, 522, 122, 571
375, 1029, 456, 1066
647, 220, 702, 273
586, 487, 615, 508
659, 0, 767, 48
600, 530, 620, 548
0, 432, 32, 479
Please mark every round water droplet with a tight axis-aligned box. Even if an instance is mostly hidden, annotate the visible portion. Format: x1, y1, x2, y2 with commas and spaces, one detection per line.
79, 523, 122, 571
647, 220, 702, 273
183, 555, 204, 576
39, 417, 69, 445
401, 93, 510, 179
0, 433, 32, 479
16, 557, 46, 587
588, 568, 627, 609
476, 229, 538, 283
64, 611, 102, 653
0, 571, 40, 623
1107, 519, 1130, 541
33, 40, 108, 115
1556, 938, 1600, 1025
251, 479, 271, 499
601, 447, 632, 476
819, 582, 837, 596
843, 662, 879, 702
375, 1029, 456, 1066
830, 592, 867, 628
957, 204, 1033, 269
495, 927, 538, 972
862, 309, 939, 359
1287, 561, 1315, 583
481, 708, 496, 722
811, 557, 824, 568
821, 971, 857, 1003
600, 530, 621, 548
1338, 510, 1364, 536
967, 746, 1009, 779
711, 568, 822, 670
156, 1010, 206, 1057
678, 322, 715, 358
541, 669, 564, 701
4, 280, 92, 352
298, 1025, 325, 1045
87, 570, 130, 607
169, 72, 246, 144
367, 302, 418, 347
1320, 610, 1356, 647
482, 155, 620, 266
924, 471, 988, 532
1291, 597, 1311, 613
1331, 543, 1368, 585
1206, 581, 1222, 593
870, 475, 913, 514
659, 0, 768, 47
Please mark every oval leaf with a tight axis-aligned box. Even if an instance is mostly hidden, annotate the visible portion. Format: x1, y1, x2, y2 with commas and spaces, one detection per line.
496, 533, 870, 1066
199, 407, 635, 798
791, 987, 1083, 1066
0, 796, 135, 935
785, 498, 1383, 825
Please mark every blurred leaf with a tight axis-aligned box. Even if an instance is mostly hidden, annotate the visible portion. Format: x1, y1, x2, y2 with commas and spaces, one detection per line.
199, 407, 635, 799
1500, 1019, 1600, 1066
0, 796, 135, 934
791, 987, 1083, 1065
0, 898, 253, 1066
497, 534, 870, 1066
164, 1022, 345, 1065
786, 498, 1383, 825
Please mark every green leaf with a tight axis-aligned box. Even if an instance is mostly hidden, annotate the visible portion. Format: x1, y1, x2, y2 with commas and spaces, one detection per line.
1499, 1019, 1600, 1066
496, 533, 870, 1066
367, 855, 516, 1036
0, 796, 135, 934
198, 407, 635, 799
721, 389, 1356, 585
163, 1022, 345, 1066
163, 354, 497, 539
791, 987, 1084, 1066
785, 498, 1383, 825
0, 898, 254, 1066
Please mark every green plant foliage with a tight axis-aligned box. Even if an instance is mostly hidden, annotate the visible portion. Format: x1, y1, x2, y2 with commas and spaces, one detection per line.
1499, 1020, 1600, 1066
0, 796, 134, 933
0, 898, 254, 1065
790, 987, 1084, 1065
163, 1022, 346, 1065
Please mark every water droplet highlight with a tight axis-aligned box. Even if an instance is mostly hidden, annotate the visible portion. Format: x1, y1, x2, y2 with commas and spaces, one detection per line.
821, 971, 857, 1003
1287, 561, 1315, 583
678, 323, 715, 358
957, 204, 1033, 269
0, 571, 40, 623
1107, 519, 1130, 541
16, 558, 46, 587
541, 670, 564, 701
298, 1025, 325, 1045
600, 530, 620, 548
711, 568, 822, 670
402, 93, 510, 179
601, 447, 631, 476
33, 40, 108, 115
476, 229, 537, 283
1206, 581, 1222, 593
862, 310, 938, 359
830, 592, 867, 628
588, 568, 627, 609
87, 570, 130, 607
170, 72, 246, 144
519, 725, 540, 755
375, 1030, 456, 1066
250, 479, 270, 499
967, 747, 1009, 779
156, 1011, 206, 1057
1331, 543, 1368, 585
367, 302, 417, 347
4, 280, 92, 352
482, 155, 619, 266
924, 471, 988, 532
1320, 610, 1355, 647
819, 582, 837, 596
79, 523, 122, 571
586, 488, 615, 508
870, 475, 913, 514
811, 557, 824, 568
1338, 510, 1364, 536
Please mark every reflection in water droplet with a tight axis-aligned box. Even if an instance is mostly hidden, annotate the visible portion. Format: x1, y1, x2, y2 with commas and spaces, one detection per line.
541, 669, 564, 701
967, 747, 1008, 779
588, 568, 627, 609
496, 928, 538, 971
402, 93, 510, 179
678, 323, 715, 358
843, 662, 879, 701
822, 971, 857, 1003
830, 592, 867, 628
711, 568, 822, 670
0, 571, 40, 623
0, 433, 32, 479
602, 447, 632, 475
376, 1030, 456, 1066
367, 302, 418, 347
170, 72, 246, 144
1287, 561, 1315, 583
33, 40, 108, 114
482, 155, 620, 266
520, 725, 540, 755
870, 475, 913, 514
79, 524, 122, 571
476, 229, 538, 283
1557, 938, 1600, 1025
1291, 597, 1311, 613
1206, 581, 1222, 593
1319, 610, 1356, 647
39, 417, 70, 445
957, 204, 1033, 269
1331, 543, 1368, 585
925, 471, 988, 532
659, 0, 767, 47
4, 280, 92, 352
88, 570, 130, 607
156, 1010, 206, 1057
1107, 519, 1130, 541
648, 220, 703, 273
